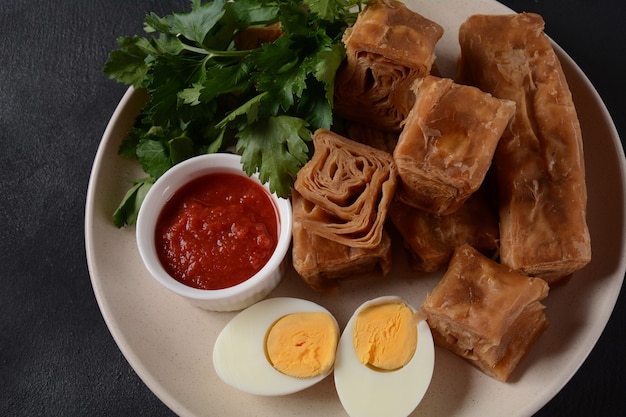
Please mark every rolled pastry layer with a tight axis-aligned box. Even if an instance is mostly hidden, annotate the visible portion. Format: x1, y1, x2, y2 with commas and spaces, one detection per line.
294, 129, 398, 249
422, 244, 549, 382
346, 122, 399, 154
291, 190, 392, 294
389, 186, 500, 272
394, 75, 515, 215
458, 13, 591, 283
334, 0, 443, 132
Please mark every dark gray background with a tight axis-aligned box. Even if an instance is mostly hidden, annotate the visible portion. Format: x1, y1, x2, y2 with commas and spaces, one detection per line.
1, 1, 624, 416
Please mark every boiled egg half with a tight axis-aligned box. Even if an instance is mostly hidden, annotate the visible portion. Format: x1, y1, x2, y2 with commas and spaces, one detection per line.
334, 296, 435, 417
212, 297, 339, 395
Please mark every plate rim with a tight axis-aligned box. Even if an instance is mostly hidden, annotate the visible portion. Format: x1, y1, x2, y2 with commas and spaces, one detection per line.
85, 1, 626, 416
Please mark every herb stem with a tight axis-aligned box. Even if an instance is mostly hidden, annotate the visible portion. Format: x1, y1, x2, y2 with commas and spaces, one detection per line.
180, 42, 254, 59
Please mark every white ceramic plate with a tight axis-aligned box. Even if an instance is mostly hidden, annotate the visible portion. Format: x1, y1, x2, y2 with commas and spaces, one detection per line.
85, 1, 626, 416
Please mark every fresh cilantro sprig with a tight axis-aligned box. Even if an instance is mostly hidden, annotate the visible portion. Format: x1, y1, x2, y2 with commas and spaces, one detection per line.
105, 0, 365, 227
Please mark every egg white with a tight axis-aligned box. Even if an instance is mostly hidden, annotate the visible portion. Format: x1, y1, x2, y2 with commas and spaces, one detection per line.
212, 297, 339, 396
334, 296, 435, 417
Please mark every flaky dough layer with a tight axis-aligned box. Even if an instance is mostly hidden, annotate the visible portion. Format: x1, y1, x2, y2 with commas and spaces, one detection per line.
458, 13, 591, 283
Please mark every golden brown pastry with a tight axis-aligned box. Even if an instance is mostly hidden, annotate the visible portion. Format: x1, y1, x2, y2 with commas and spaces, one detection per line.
291, 190, 393, 294
334, 0, 443, 132
294, 129, 398, 249
346, 122, 399, 154
458, 13, 591, 283
421, 244, 549, 382
388, 185, 499, 272
393, 75, 515, 215
233, 22, 282, 50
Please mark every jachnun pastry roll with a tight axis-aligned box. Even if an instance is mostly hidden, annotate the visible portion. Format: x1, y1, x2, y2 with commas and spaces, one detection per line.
458, 13, 591, 283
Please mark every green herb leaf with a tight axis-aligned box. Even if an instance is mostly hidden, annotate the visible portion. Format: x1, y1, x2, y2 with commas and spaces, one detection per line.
171, 0, 227, 45
104, 36, 151, 87
136, 139, 171, 178
312, 42, 345, 105
112, 178, 154, 227
216, 91, 267, 129
168, 135, 197, 164
249, 35, 309, 111
304, 0, 365, 23
144, 12, 173, 34
304, 0, 344, 22
226, 0, 281, 27
104, 0, 366, 227
236, 115, 311, 197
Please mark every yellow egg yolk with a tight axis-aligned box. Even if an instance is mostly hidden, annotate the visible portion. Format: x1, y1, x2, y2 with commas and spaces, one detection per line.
353, 302, 417, 371
265, 312, 338, 378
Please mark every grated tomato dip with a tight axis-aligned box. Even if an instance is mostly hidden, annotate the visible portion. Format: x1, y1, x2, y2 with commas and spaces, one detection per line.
155, 172, 279, 290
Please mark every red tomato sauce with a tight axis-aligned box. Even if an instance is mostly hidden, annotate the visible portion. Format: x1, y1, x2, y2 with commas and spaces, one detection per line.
155, 172, 279, 290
